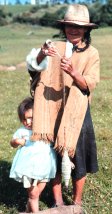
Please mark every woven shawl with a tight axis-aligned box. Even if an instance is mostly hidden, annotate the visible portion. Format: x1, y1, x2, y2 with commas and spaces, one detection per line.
31, 41, 90, 157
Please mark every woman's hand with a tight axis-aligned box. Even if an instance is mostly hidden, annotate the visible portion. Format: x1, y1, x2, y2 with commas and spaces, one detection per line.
41, 45, 57, 57
37, 41, 58, 64
61, 56, 75, 77
61, 56, 88, 90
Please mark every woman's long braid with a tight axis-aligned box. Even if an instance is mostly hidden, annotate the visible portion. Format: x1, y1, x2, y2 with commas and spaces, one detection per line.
75, 29, 91, 52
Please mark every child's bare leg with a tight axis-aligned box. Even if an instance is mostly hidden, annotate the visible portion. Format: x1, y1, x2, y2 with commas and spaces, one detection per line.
38, 181, 46, 195
27, 185, 39, 213
27, 182, 46, 213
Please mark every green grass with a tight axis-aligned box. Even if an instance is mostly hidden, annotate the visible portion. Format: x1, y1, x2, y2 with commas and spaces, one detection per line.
0, 25, 112, 214
0, 24, 58, 65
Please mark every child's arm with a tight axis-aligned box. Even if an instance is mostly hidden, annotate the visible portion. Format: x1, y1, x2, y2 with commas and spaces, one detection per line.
10, 138, 26, 148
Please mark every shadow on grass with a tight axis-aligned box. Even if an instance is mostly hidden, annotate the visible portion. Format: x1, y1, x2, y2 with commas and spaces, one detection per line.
0, 160, 55, 212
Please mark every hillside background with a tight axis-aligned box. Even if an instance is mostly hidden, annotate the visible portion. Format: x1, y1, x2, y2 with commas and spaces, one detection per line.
0, 1, 112, 27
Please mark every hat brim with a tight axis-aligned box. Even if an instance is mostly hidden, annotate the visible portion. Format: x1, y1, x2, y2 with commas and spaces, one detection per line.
57, 20, 98, 29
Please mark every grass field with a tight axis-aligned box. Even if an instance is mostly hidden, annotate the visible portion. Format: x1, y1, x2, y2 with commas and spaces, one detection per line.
0, 24, 112, 214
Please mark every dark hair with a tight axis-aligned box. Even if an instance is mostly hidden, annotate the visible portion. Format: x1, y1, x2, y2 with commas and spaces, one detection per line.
58, 24, 92, 52
17, 97, 34, 122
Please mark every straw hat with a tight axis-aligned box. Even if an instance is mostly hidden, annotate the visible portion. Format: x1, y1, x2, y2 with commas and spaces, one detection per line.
57, 4, 98, 29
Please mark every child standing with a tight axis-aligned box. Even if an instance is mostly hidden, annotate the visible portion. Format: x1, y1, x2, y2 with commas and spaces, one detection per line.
10, 97, 57, 213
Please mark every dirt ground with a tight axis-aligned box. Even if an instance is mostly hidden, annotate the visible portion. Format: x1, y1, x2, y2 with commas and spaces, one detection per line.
0, 62, 26, 71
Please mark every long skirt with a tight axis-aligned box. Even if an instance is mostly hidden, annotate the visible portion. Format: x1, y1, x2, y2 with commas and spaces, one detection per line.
57, 104, 98, 180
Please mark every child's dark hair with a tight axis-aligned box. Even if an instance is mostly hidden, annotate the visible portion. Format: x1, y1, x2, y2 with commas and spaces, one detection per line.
17, 97, 34, 122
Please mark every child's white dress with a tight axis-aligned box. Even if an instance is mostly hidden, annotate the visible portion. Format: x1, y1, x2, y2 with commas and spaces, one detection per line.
10, 126, 57, 188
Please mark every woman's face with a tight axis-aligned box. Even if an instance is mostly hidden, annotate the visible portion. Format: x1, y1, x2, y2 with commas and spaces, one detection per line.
65, 25, 87, 45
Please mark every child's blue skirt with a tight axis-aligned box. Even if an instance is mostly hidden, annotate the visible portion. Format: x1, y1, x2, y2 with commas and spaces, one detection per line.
10, 140, 57, 188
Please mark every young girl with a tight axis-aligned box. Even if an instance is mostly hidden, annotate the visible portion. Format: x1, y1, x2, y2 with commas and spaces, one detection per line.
10, 97, 57, 213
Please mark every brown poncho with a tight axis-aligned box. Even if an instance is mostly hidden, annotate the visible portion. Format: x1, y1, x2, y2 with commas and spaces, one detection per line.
31, 41, 100, 157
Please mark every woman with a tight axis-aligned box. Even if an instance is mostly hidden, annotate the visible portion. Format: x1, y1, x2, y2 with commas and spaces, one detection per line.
26, 4, 100, 211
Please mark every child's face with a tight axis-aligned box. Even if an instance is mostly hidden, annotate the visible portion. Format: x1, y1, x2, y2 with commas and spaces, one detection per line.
22, 108, 33, 130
